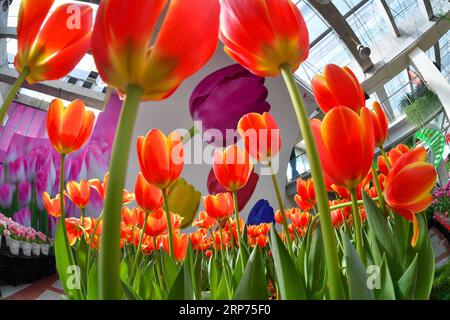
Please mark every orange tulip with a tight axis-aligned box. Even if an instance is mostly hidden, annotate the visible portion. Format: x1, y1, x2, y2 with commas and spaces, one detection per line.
224, 218, 245, 244
370, 102, 389, 148
203, 192, 234, 222
294, 178, 316, 211
377, 144, 410, 175
384, 148, 436, 222
193, 211, 217, 229
384, 148, 436, 247
65, 217, 93, 246
311, 64, 366, 113
162, 233, 189, 262
213, 145, 254, 192
46, 99, 95, 155
65, 179, 90, 209
134, 173, 164, 213
91, 0, 219, 101
311, 106, 374, 190
42, 192, 64, 218
237, 112, 282, 162
275, 209, 291, 225
137, 129, 184, 190
88, 173, 135, 204
219, 0, 309, 77
138, 207, 168, 237
15, 1, 93, 84
121, 207, 140, 227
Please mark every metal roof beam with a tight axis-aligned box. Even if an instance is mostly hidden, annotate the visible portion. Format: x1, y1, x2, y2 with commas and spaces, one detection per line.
308, 0, 374, 72
376, 0, 401, 37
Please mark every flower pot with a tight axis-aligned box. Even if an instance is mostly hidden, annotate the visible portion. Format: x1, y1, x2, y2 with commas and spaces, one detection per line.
6, 235, 10, 248
32, 243, 41, 256
9, 239, 20, 255
22, 242, 32, 257
0, 235, 2, 248
41, 244, 49, 256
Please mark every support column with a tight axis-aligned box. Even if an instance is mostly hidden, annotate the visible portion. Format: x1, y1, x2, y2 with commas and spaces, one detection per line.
375, 86, 396, 121
409, 47, 450, 119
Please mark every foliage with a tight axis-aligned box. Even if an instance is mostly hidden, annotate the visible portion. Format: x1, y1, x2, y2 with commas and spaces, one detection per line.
430, 261, 450, 300
399, 85, 442, 128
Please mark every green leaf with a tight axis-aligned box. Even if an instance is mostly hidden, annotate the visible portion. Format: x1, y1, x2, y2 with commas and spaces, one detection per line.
396, 253, 419, 300
363, 192, 402, 277
76, 235, 89, 294
341, 230, 374, 300
168, 255, 194, 300
414, 235, 435, 300
54, 220, 81, 300
374, 255, 396, 300
233, 247, 269, 300
87, 260, 99, 300
208, 254, 221, 298
161, 249, 179, 290
121, 279, 143, 300
119, 258, 129, 283
307, 227, 326, 300
269, 228, 307, 300
232, 244, 250, 285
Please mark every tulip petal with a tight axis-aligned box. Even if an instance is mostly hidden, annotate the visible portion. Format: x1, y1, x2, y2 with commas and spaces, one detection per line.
17, 0, 54, 53
143, 0, 220, 100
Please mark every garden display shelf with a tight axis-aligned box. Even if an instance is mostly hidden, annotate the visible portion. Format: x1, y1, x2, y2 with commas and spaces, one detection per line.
0, 238, 56, 287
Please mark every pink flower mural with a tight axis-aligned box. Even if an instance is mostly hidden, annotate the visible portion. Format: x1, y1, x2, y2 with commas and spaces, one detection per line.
0, 94, 122, 236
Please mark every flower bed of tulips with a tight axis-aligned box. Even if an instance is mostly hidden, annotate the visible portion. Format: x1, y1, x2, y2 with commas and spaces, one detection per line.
1, 0, 441, 300
0, 213, 52, 257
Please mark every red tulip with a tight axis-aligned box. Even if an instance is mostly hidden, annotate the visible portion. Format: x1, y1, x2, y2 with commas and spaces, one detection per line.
384, 147, 437, 247
65, 179, 90, 209
384, 148, 437, 222
193, 211, 217, 229
88, 173, 135, 204
162, 233, 189, 262
237, 112, 282, 162
311, 106, 374, 190
370, 102, 389, 148
91, 0, 220, 101
137, 129, 184, 190
42, 192, 64, 218
121, 207, 139, 228
219, 0, 309, 77
213, 145, 254, 192
203, 192, 234, 222
138, 207, 168, 237
311, 64, 366, 113
294, 178, 316, 211
46, 99, 95, 155
377, 144, 410, 175
134, 173, 163, 213
15, 1, 93, 83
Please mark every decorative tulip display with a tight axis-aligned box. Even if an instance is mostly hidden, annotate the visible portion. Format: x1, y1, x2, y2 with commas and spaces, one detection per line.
27, 0, 440, 302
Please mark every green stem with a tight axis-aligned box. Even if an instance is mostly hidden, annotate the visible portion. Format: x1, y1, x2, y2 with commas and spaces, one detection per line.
131, 211, 149, 279
59, 154, 78, 298
380, 146, 391, 169
371, 164, 387, 215
269, 161, 293, 257
232, 191, 245, 273
183, 126, 197, 143
86, 212, 102, 279
280, 64, 344, 299
350, 188, 365, 264
99, 85, 142, 300
162, 188, 174, 258
0, 67, 29, 125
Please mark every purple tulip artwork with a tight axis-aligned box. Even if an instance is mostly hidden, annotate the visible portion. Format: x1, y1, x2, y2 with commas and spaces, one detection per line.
189, 64, 271, 147
0, 94, 122, 236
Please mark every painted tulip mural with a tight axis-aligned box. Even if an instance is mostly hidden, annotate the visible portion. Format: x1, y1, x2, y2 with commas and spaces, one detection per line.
3, 0, 440, 302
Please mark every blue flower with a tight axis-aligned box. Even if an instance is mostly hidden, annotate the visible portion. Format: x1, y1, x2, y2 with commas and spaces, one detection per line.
247, 199, 275, 225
